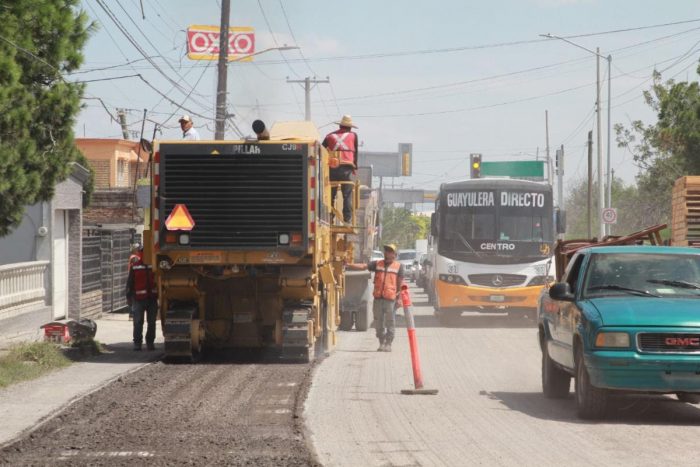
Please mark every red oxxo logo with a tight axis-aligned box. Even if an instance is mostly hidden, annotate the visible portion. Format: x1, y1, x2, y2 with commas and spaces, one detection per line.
665, 337, 700, 346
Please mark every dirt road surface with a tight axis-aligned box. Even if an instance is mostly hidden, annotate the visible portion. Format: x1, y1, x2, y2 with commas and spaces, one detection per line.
0, 358, 318, 466
306, 285, 700, 466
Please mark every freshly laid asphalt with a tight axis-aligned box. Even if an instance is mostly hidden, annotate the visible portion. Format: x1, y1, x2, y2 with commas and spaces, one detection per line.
0, 313, 162, 448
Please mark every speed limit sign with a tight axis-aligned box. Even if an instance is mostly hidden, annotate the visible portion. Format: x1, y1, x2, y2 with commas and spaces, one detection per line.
601, 208, 617, 224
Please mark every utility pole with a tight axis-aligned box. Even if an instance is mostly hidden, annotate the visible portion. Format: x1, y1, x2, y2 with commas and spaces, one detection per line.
214, 0, 231, 140
556, 146, 564, 209
117, 109, 129, 140
587, 130, 593, 239
287, 77, 330, 121
556, 145, 565, 240
378, 176, 383, 243
545, 110, 552, 185
606, 54, 613, 236
596, 47, 604, 239
610, 168, 615, 235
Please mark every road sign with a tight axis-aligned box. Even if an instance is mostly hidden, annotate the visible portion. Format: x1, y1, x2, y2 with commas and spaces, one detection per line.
358, 143, 412, 177
187, 25, 255, 61
601, 208, 617, 224
481, 161, 545, 179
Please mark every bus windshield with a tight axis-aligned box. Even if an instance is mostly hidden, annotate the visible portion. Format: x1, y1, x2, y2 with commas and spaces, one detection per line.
438, 185, 553, 263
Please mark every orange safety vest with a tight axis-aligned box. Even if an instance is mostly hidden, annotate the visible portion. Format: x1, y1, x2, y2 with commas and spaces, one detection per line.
132, 264, 157, 301
325, 129, 356, 167
373, 260, 401, 301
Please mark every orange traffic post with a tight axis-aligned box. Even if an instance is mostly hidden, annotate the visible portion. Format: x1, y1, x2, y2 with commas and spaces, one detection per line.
399, 284, 438, 395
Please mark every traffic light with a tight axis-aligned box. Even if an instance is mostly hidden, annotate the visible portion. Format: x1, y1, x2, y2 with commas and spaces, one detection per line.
470, 153, 482, 179
402, 151, 411, 176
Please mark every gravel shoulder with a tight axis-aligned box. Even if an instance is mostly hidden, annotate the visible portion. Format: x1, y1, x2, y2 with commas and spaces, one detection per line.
0, 356, 319, 466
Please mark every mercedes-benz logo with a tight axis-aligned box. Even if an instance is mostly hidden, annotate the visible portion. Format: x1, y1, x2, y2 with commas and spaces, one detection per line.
492, 274, 504, 287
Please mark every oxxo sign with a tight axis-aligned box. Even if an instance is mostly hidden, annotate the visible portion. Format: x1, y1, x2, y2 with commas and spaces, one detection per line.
187, 25, 255, 61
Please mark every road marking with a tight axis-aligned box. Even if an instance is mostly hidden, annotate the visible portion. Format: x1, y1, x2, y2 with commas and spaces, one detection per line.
257, 408, 292, 414
59, 451, 155, 459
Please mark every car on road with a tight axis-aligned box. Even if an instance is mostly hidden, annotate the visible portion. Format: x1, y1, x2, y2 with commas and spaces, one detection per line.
538, 245, 700, 419
414, 253, 428, 285
397, 249, 418, 282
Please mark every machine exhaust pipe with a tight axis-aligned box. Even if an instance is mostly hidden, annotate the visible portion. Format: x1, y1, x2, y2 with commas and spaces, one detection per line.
252, 120, 269, 140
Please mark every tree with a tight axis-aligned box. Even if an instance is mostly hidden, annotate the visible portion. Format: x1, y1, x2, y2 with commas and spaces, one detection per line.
380, 206, 430, 249
0, 1, 93, 236
564, 176, 668, 239
615, 70, 700, 219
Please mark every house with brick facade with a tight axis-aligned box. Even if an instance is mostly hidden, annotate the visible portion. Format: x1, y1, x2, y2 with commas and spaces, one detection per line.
76, 138, 149, 315
75, 138, 145, 189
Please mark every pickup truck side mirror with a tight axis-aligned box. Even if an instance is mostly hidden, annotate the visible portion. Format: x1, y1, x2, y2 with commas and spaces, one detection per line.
549, 282, 574, 302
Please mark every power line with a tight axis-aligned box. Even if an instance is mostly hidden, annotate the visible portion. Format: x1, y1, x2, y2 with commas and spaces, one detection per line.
255, 0, 304, 117
77, 72, 216, 122
256, 0, 300, 78
225, 27, 700, 110
95, 0, 205, 105
355, 81, 596, 118
276, 0, 334, 119
247, 18, 700, 65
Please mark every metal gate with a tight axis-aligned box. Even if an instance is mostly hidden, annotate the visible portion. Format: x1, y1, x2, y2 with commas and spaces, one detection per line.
82, 228, 132, 313
82, 236, 102, 294
100, 229, 131, 313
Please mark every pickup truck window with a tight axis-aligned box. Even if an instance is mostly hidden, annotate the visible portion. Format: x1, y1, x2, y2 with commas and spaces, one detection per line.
563, 253, 585, 293
583, 252, 700, 298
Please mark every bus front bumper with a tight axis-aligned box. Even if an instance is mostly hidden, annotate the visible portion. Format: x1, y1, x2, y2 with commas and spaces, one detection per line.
436, 280, 543, 310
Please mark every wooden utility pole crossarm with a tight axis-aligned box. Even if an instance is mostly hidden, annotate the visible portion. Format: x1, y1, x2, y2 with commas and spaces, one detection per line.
287, 77, 331, 121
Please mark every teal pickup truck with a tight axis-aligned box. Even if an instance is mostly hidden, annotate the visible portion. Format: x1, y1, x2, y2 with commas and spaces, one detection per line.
538, 245, 700, 419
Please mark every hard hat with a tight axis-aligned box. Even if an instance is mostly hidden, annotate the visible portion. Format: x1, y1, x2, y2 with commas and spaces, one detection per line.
178, 115, 192, 123
383, 243, 397, 253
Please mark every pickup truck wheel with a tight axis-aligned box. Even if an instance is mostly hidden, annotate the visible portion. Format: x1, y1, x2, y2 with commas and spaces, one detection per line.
542, 343, 570, 398
575, 346, 608, 419
676, 393, 700, 404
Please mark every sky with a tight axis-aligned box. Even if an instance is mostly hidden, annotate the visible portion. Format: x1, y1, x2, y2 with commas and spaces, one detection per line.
73, 0, 700, 207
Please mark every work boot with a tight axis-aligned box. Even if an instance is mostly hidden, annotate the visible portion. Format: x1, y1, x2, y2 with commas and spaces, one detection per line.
384, 343, 392, 352
133, 343, 142, 351
377, 339, 385, 352
146, 342, 155, 351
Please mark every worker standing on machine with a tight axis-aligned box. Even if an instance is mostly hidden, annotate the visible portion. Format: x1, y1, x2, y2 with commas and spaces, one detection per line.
346, 244, 404, 352
323, 114, 358, 224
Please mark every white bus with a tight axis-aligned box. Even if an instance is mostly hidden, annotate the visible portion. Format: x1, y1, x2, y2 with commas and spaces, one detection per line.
427, 178, 555, 320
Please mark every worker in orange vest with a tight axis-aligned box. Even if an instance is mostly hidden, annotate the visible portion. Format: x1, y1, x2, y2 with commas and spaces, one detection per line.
128, 244, 143, 271
125, 254, 158, 351
323, 115, 358, 224
347, 244, 404, 352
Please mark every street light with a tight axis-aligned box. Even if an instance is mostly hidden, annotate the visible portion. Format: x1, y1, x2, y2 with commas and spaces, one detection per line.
228, 45, 300, 62
214, 43, 300, 139
540, 33, 612, 238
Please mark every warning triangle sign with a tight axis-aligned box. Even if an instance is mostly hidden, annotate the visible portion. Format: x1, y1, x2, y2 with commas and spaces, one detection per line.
165, 204, 195, 231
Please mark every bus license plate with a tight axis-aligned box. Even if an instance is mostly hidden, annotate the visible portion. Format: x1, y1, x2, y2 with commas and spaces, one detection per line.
490, 295, 505, 302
